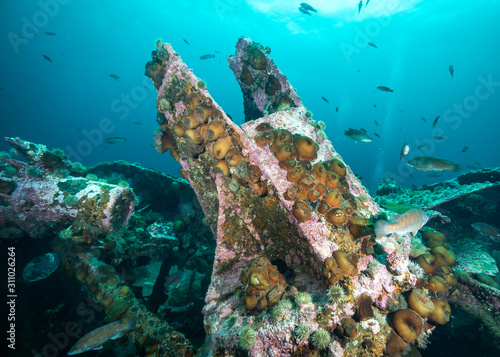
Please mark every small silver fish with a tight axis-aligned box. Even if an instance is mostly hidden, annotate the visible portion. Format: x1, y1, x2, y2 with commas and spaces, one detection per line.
23, 253, 60, 282
300, 3, 317, 13
472, 222, 500, 242
407, 156, 461, 172
375, 209, 429, 238
200, 333, 215, 357
299, 7, 311, 15
68, 317, 137, 355
367, 42, 378, 49
377, 86, 393, 92
345, 128, 372, 142
109, 73, 120, 81
105, 137, 127, 144
164, 270, 187, 291
200, 54, 215, 60
449, 65, 454, 79
432, 116, 440, 128
399, 142, 410, 160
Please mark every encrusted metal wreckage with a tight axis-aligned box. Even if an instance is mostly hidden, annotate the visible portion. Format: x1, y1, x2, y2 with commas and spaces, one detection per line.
144, 37, 460, 356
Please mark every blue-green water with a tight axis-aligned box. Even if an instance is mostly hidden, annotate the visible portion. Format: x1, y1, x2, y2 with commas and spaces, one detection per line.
1, 1, 499, 193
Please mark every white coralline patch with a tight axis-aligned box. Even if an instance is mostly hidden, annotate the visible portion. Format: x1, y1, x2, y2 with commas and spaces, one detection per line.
76, 184, 102, 200
361, 318, 381, 334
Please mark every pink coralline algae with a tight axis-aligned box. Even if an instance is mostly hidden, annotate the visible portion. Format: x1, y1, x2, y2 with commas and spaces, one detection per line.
0, 137, 136, 238
145, 37, 439, 356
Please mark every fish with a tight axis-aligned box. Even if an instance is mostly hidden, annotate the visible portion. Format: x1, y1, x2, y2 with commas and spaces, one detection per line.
200, 54, 215, 60
214, 50, 221, 54
358, 1, 363, 15
299, 7, 311, 15
133, 122, 143, 125
200, 334, 215, 357
417, 143, 426, 149
365, 0, 371, 7
377, 86, 394, 92
367, 42, 378, 49
461, 146, 469, 152
373, 104, 377, 108
433, 135, 445, 140
109, 73, 120, 81
472, 222, 500, 242
432, 116, 440, 128
44, 31, 57, 36
68, 317, 137, 355
344, 128, 372, 143
399, 142, 410, 160
335, 106, 339, 112
164, 269, 187, 290
475, 161, 481, 166
183, 38, 190, 45
375, 209, 429, 238
449, 65, 454, 79
105, 137, 127, 144
374, 133, 380, 138
407, 156, 462, 172
321, 96, 329, 103
23, 253, 60, 282
43, 55, 52, 63
300, 3, 317, 12
374, 120, 378, 126
420, 117, 427, 123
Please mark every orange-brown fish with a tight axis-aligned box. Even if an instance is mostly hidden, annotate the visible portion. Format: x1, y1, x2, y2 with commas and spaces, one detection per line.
407, 156, 461, 172
68, 317, 137, 355
472, 222, 500, 242
375, 209, 429, 238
